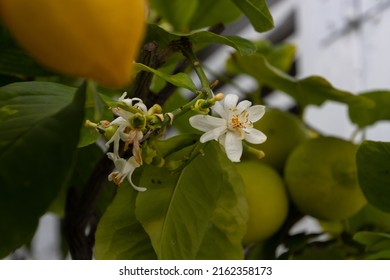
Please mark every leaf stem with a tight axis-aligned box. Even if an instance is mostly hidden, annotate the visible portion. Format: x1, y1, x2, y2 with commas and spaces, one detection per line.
180, 39, 214, 99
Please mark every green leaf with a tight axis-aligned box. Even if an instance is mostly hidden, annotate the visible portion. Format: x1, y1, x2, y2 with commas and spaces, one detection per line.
255, 40, 296, 73
152, 134, 199, 158
189, 31, 256, 56
229, 53, 372, 108
78, 82, 112, 147
134, 63, 198, 92
149, 0, 198, 31
187, 0, 242, 31
146, 24, 256, 56
356, 141, 390, 212
348, 91, 390, 128
94, 184, 157, 260
231, 0, 274, 32
0, 81, 85, 257
353, 231, 390, 259
162, 90, 199, 134
48, 144, 105, 216
135, 141, 247, 259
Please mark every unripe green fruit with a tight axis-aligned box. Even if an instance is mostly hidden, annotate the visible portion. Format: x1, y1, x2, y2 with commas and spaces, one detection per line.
248, 109, 309, 172
284, 137, 367, 221
235, 160, 289, 245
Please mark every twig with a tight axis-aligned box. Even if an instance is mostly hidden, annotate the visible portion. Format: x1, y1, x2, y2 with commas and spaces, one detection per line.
63, 151, 114, 260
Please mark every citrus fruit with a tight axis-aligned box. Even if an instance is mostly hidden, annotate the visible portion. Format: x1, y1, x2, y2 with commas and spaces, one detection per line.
235, 160, 289, 245
0, 0, 146, 87
247, 109, 309, 171
284, 136, 367, 221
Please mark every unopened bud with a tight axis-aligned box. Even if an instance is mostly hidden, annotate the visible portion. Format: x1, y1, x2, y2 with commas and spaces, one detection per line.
192, 99, 210, 114
103, 125, 118, 140
147, 104, 163, 115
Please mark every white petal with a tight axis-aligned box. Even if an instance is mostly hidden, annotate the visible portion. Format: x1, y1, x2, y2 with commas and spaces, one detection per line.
224, 131, 243, 162
130, 97, 142, 103
223, 94, 239, 110
119, 92, 128, 100
115, 157, 133, 174
110, 116, 128, 126
112, 107, 133, 119
247, 105, 266, 122
127, 157, 146, 191
218, 133, 226, 147
135, 102, 148, 113
128, 155, 140, 168
107, 152, 116, 161
189, 115, 226, 132
212, 101, 227, 119
105, 128, 122, 155
136, 130, 143, 141
244, 128, 267, 144
200, 126, 227, 143
236, 100, 252, 114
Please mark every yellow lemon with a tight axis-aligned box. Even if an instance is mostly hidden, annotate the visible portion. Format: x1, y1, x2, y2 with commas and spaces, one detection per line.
235, 160, 289, 245
0, 0, 146, 87
248, 109, 309, 172
284, 137, 367, 221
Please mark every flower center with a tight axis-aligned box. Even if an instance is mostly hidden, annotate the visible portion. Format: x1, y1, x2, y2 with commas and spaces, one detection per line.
229, 110, 252, 130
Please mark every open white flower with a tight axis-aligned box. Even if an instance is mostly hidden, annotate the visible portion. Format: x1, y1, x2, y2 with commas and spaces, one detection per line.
105, 92, 147, 163
107, 152, 146, 192
189, 94, 267, 162
118, 91, 148, 113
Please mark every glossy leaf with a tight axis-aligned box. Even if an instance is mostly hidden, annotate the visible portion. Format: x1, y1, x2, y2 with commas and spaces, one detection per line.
187, 0, 242, 31
255, 40, 296, 73
94, 183, 157, 260
162, 90, 199, 134
354, 231, 390, 259
231, 0, 274, 32
134, 63, 198, 92
348, 91, 390, 128
48, 144, 106, 216
149, 0, 198, 31
77, 82, 113, 147
356, 141, 390, 212
146, 24, 256, 56
152, 134, 199, 158
229, 53, 372, 108
135, 141, 247, 259
0, 81, 85, 257
189, 31, 256, 56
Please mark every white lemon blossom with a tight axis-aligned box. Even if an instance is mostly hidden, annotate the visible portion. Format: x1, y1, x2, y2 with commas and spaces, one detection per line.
189, 94, 267, 162
107, 152, 146, 192
105, 92, 147, 164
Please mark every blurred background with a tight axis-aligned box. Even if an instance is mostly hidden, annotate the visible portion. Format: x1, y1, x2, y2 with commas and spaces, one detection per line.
8, 0, 390, 259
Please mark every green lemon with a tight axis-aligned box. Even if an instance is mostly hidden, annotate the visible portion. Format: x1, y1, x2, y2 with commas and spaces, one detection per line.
235, 160, 289, 245
248, 109, 310, 172
284, 137, 367, 221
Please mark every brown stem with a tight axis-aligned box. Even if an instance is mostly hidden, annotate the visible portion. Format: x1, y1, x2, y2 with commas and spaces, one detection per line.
63, 152, 114, 260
